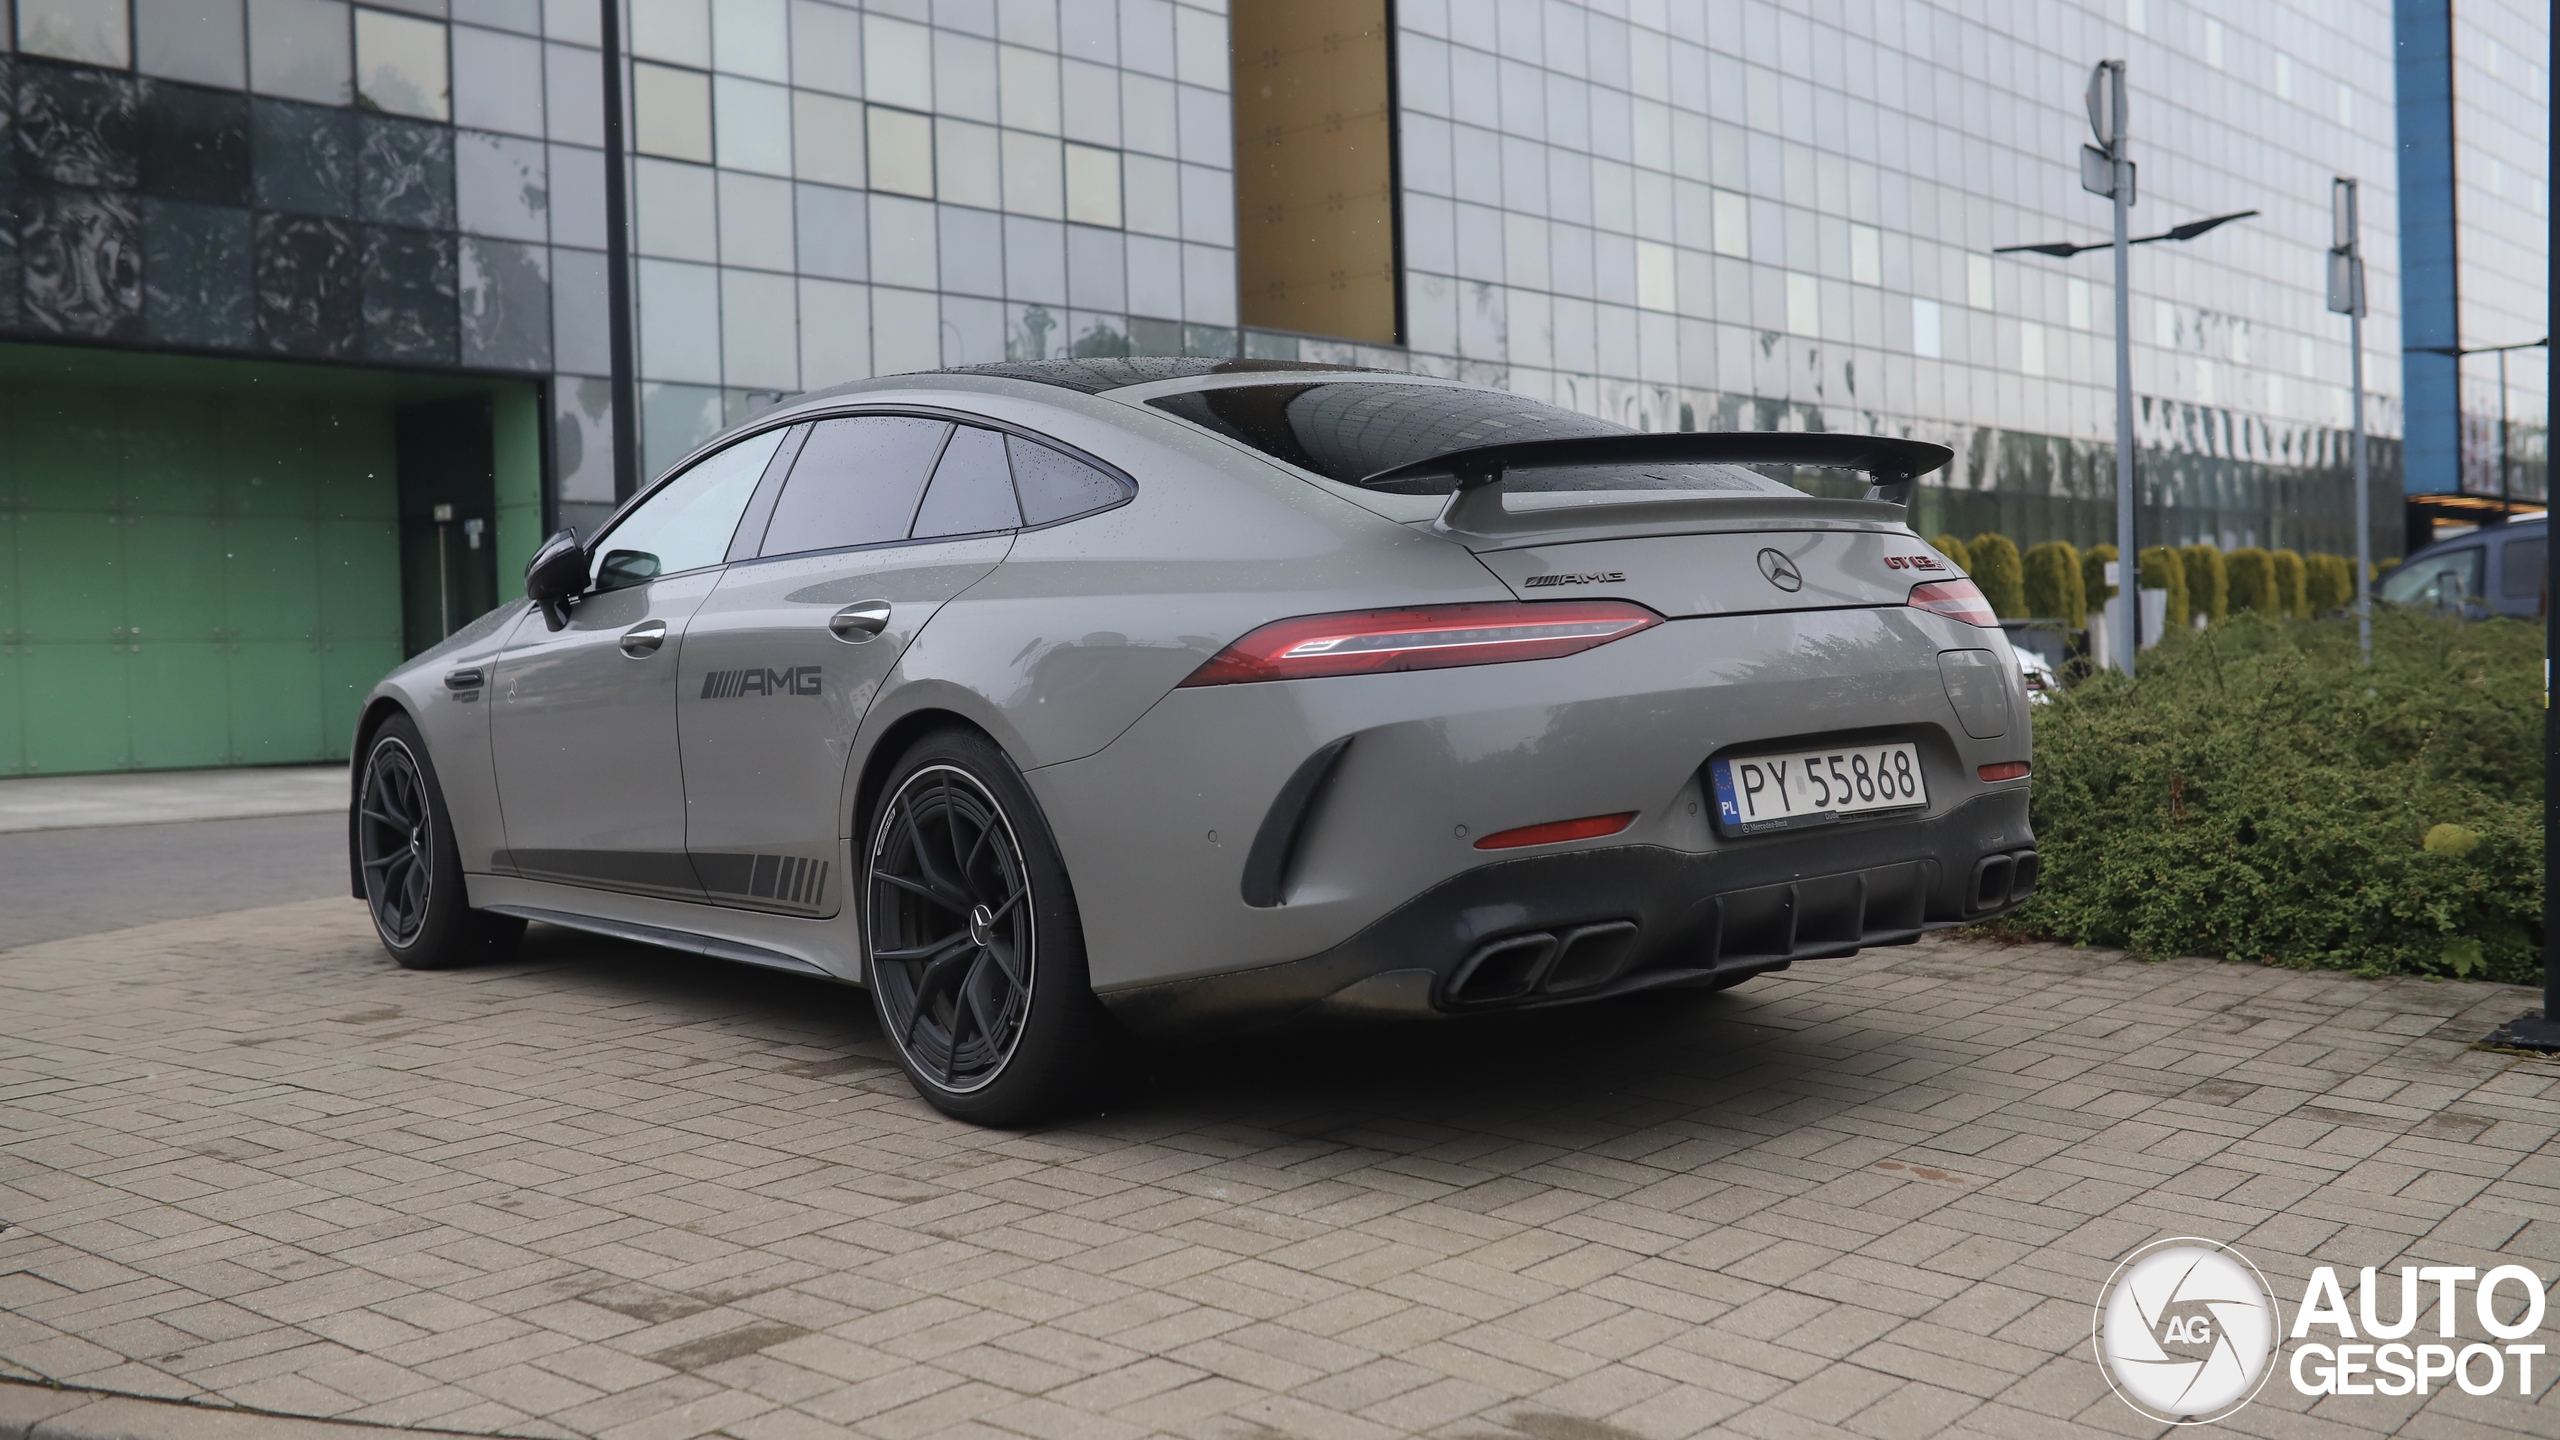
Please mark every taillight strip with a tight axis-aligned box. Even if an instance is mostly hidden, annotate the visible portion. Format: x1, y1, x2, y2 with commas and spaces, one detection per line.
1181, 600, 1662, 686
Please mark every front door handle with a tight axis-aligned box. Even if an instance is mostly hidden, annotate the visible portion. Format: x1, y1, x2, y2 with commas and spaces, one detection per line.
828, 601, 892, 643
619, 620, 668, 657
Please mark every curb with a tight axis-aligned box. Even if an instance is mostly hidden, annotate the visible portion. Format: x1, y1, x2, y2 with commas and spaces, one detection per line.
0, 1384, 488, 1440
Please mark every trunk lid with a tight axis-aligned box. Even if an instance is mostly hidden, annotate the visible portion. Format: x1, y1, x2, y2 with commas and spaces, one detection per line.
1471, 523, 1964, 617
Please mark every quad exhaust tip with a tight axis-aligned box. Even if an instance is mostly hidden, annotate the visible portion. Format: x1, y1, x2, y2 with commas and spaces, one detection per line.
1447, 921, 1642, 1007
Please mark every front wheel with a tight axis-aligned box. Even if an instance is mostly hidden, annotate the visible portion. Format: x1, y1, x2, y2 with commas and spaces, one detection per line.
356, 715, 523, 969
864, 728, 1115, 1125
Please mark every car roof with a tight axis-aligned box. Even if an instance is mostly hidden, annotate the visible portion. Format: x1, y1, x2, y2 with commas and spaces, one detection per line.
2406, 513, 2545, 564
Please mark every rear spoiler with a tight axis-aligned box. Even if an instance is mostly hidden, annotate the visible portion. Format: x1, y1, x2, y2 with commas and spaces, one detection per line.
1359, 431, 1955, 530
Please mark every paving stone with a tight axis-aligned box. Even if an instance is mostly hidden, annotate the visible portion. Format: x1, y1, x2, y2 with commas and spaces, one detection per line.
2, 901, 2553, 1439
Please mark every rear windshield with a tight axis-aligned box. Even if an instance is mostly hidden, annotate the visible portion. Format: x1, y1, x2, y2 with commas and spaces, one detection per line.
1147, 382, 1804, 499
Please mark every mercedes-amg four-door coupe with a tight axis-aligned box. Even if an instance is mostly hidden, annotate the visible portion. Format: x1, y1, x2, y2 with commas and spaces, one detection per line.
350, 359, 2035, 1123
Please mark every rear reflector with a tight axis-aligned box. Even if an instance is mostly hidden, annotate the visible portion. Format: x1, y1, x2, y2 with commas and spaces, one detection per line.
1908, 578, 1999, 627
1474, 812, 1638, 850
1179, 600, 1660, 687
1978, 761, 2031, 782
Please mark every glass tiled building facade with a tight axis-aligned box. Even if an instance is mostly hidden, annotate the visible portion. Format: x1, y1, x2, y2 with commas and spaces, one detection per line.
0, 0, 2533, 773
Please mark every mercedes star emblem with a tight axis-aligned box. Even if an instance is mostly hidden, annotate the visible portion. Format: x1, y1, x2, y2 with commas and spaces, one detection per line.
1757, 547, 1804, 592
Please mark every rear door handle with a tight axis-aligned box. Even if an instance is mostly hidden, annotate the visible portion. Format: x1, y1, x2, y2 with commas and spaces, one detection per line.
620, 620, 668, 657
828, 601, 892, 643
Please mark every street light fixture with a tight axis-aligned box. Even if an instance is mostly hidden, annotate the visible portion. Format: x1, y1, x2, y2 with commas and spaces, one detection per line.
1993, 61, 2258, 677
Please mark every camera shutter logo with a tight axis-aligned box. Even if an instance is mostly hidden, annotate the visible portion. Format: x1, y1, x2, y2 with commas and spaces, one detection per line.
2093, 1239, 2282, 1424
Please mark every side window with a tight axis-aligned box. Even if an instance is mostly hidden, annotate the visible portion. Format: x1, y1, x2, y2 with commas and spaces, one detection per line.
761, 415, 952, 557
591, 426, 789, 591
2379, 547, 2483, 609
913, 427, 1024, 539
2500, 537, 2546, 600
1008, 436, 1131, 526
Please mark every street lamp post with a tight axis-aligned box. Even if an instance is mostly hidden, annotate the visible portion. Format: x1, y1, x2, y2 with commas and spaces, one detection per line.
1995, 58, 2259, 677
2091, 61, 2138, 677
2327, 178, 2372, 664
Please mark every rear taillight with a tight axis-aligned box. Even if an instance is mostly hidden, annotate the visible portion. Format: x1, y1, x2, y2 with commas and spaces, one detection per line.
1908, 578, 1998, 627
1474, 812, 1638, 850
1179, 600, 1661, 687
1978, 761, 2031, 782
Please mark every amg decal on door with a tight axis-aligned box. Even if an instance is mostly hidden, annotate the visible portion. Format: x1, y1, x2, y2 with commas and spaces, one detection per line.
700, 666, 823, 698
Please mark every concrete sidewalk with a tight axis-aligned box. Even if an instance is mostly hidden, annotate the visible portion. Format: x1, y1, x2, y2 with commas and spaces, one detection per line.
0, 766, 346, 834
1, 899, 2554, 1439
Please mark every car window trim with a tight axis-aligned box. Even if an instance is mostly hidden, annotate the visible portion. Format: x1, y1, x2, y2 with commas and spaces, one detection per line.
724, 422, 813, 565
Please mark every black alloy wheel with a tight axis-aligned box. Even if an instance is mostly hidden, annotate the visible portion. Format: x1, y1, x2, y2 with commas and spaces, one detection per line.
358, 736, 436, 945
862, 728, 1118, 1124
868, 765, 1035, 1091
355, 715, 523, 970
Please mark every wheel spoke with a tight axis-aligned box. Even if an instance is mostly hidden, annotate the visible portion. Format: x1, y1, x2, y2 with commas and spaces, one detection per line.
361, 806, 406, 829
875, 931, 975, 965
900, 798, 968, 902
361, 852, 403, 873
872, 867, 965, 911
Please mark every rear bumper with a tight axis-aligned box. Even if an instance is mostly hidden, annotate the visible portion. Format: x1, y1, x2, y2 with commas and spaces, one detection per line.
1098, 788, 2033, 1040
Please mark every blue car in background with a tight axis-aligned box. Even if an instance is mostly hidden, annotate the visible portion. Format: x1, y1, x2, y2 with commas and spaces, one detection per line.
2382, 515, 2547, 618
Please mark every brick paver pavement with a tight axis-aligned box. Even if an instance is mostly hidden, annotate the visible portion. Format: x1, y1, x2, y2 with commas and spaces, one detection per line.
2, 900, 2555, 1440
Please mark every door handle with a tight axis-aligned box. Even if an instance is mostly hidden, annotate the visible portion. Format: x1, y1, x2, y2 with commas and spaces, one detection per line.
828, 601, 892, 643
619, 620, 668, 657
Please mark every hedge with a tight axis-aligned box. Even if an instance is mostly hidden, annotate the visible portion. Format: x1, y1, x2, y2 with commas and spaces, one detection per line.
1929, 533, 1972, 572
2022, 540, 2085, 627
2271, 549, 2308, 619
2082, 542, 2119, 613
1967, 533, 2026, 618
2008, 610, 2543, 981
2138, 545, 2190, 631
2181, 544, 2229, 625
2226, 547, 2277, 617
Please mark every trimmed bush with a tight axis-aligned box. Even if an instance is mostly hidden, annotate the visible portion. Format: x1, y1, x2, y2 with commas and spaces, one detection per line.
1928, 533, 1972, 573
2226, 547, 2277, 617
2138, 545, 2190, 632
2082, 543, 2119, 614
2008, 610, 2543, 981
2181, 544, 2228, 626
2022, 540, 2086, 628
2271, 549, 2308, 619
2304, 553, 2354, 613
1967, 533, 2026, 618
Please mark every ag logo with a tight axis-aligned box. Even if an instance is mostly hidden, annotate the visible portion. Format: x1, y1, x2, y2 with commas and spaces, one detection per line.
2094, 1238, 2282, 1424
1756, 547, 1803, 592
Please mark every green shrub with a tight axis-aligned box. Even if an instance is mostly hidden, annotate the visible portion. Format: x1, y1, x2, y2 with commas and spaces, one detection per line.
1929, 534, 1972, 572
2083, 543, 2119, 614
2022, 540, 2086, 627
2009, 610, 2544, 981
2181, 544, 2228, 625
2139, 545, 2190, 632
2304, 554, 2354, 613
2271, 549, 2308, 618
1968, 533, 2026, 618
2226, 547, 2277, 617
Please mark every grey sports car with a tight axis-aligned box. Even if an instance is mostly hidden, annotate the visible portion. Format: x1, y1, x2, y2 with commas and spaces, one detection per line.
350, 358, 2035, 1123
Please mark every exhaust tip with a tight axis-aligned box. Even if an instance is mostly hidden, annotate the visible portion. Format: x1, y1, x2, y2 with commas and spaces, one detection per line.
1447, 933, 1557, 1006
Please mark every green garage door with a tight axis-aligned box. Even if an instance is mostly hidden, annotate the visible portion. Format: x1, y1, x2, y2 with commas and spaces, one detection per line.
0, 380, 402, 775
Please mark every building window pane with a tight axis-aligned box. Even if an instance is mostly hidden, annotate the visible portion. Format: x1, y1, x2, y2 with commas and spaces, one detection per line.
18, 0, 132, 67
138, 0, 247, 87
1849, 222, 1881, 286
789, 0, 861, 96
357, 9, 451, 121
714, 74, 791, 174
633, 62, 713, 163
867, 107, 934, 198
1000, 45, 1060, 134
1002, 131, 1063, 219
794, 91, 865, 188
864, 14, 932, 111
1064, 143, 1121, 228
630, 0, 707, 67
713, 0, 787, 81
937, 118, 1001, 210
251, 0, 352, 104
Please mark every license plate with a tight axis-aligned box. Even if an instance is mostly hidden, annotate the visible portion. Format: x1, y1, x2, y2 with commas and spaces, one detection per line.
1710, 742, 1927, 834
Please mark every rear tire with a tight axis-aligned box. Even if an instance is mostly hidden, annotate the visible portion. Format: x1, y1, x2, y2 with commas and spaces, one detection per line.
863, 727, 1116, 1125
356, 715, 524, 970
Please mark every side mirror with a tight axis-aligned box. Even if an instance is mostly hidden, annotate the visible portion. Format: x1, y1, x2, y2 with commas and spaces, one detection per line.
525, 528, 587, 630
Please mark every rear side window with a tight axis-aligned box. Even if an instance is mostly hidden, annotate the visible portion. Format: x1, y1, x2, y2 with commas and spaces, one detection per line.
1008, 436, 1130, 525
2501, 537, 2545, 599
762, 415, 951, 556
913, 427, 1024, 539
